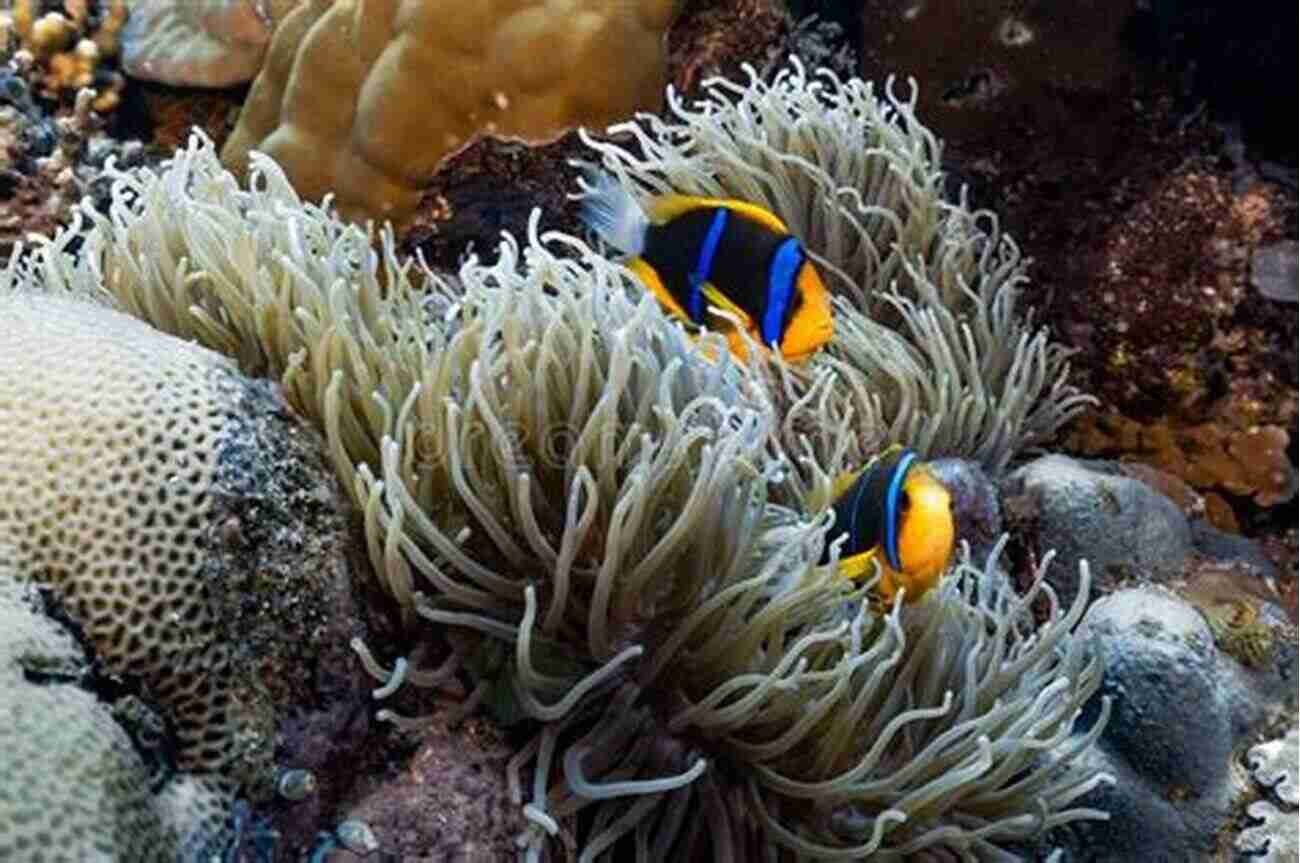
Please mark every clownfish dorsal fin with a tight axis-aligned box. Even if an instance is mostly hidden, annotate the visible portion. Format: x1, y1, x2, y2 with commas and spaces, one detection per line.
822, 445, 903, 510
646, 195, 791, 235
645, 194, 713, 225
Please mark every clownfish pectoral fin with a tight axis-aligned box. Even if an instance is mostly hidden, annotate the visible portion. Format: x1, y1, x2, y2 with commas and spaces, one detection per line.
836, 548, 880, 581
627, 258, 694, 325
700, 283, 753, 328
578, 169, 649, 256
723, 328, 752, 361
829, 466, 865, 505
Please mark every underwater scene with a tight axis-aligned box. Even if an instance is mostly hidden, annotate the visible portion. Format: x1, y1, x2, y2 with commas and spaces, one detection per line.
0, 0, 1294, 860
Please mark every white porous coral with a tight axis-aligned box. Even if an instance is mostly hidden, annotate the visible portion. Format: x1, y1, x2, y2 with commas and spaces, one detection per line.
1237, 727, 1300, 861
0, 569, 234, 861
0, 285, 261, 776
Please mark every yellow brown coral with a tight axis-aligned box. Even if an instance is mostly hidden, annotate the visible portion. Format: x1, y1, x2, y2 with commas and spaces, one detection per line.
1068, 413, 1298, 511
1, 0, 126, 110
1177, 567, 1291, 668
219, 0, 682, 227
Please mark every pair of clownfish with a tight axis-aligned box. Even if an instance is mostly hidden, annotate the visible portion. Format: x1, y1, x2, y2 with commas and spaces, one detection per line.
579, 173, 954, 604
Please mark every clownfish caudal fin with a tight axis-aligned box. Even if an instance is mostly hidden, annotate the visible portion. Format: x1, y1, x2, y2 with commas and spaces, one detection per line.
577, 168, 648, 257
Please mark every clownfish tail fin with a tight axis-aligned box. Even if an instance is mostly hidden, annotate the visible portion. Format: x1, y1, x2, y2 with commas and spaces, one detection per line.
577, 167, 648, 257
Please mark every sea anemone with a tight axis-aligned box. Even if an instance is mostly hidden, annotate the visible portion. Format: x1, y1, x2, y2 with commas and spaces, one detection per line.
578, 58, 1093, 487
12, 123, 1112, 859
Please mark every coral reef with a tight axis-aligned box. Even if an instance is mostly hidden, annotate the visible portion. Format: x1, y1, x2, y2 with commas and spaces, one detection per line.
0, 568, 236, 861
665, 0, 857, 98
10, 132, 1115, 859
219, 0, 682, 227
856, 0, 1140, 153
1236, 727, 1300, 862
0, 0, 153, 255
1178, 566, 1293, 669
313, 711, 523, 860
0, 0, 126, 109
1002, 454, 1292, 617
579, 59, 1091, 487
1068, 414, 1298, 514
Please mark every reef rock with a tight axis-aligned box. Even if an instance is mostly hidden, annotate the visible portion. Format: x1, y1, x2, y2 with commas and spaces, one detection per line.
1001, 455, 1194, 605
1065, 588, 1297, 861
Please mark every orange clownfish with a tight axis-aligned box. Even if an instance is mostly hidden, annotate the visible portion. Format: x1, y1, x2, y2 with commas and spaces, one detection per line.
820, 446, 955, 605
578, 170, 834, 361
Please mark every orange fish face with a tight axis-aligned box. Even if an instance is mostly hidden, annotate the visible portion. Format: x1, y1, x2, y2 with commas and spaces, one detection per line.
778, 263, 834, 361
893, 467, 955, 599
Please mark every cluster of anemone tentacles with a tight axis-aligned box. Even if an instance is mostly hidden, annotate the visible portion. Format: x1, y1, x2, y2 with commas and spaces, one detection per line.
13, 59, 1112, 861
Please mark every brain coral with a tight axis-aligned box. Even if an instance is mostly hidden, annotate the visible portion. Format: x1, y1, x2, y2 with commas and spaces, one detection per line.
218, 0, 681, 226
0, 288, 260, 777
0, 568, 234, 861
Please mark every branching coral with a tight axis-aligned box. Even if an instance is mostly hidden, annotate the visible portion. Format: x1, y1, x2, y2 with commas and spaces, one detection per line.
578, 58, 1092, 488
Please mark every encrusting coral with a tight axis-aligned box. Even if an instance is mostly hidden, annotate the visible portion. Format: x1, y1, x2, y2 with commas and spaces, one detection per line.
219, 0, 683, 227
579, 58, 1092, 493
9, 127, 1117, 859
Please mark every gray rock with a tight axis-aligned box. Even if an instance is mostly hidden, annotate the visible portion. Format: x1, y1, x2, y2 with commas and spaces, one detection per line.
1251, 241, 1300, 303
1084, 589, 1232, 794
928, 457, 1002, 564
1001, 455, 1193, 606
1190, 520, 1277, 578
1062, 588, 1298, 862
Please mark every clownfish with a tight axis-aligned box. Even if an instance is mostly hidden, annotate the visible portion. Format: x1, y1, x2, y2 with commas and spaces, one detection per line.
577, 170, 834, 361
819, 446, 955, 605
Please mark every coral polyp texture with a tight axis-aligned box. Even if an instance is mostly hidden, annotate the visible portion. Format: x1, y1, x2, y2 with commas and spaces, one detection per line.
27, 131, 1116, 859
579, 59, 1091, 486
218, 0, 682, 227
0, 569, 235, 861
0, 287, 258, 776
